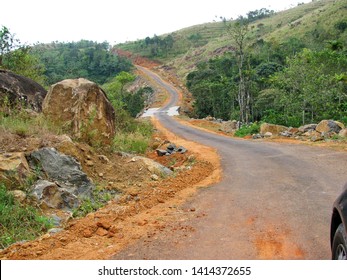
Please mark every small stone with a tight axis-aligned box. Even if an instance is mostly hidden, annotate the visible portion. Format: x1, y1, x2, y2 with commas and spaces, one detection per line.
137, 220, 148, 226
85, 160, 94, 166
83, 229, 94, 238
156, 149, 168, 156
98, 155, 110, 164
109, 226, 119, 234
48, 228, 63, 235
177, 146, 187, 154
96, 227, 108, 236
151, 174, 159, 181
59, 237, 67, 242
10, 190, 26, 203
98, 173, 104, 177
116, 233, 124, 239
96, 221, 111, 230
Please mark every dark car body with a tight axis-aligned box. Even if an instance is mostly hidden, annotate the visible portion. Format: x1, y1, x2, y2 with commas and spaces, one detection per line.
330, 183, 347, 260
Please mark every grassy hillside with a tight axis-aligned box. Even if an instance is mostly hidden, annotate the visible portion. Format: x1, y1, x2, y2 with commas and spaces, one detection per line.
117, 0, 347, 79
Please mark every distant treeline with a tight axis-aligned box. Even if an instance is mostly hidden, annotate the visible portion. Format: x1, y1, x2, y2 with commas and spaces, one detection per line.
31, 40, 132, 85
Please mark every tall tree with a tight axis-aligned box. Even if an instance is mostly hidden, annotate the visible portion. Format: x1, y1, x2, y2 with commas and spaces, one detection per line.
228, 17, 250, 123
0, 26, 17, 66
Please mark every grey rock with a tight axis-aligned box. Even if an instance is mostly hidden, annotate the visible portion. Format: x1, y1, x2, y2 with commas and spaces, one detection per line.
316, 120, 344, 134
298, 124, 317, 133
31, 179, 79, 210
27, 147, 95, 198
252, 134, 263, 139
166, 143, 177, 152
280, 131, 293, 137
156, 149, 169, 156
48, 228, 64, 235
310, 136, 324, 142
177, 146, 188, 154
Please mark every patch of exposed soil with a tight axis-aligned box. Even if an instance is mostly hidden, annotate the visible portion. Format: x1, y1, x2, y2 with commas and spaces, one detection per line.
253, 225, 305, 259
114, 49, 160, 69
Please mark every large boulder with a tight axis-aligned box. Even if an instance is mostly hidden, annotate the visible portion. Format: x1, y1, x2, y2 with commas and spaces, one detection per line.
221, 120, 238, 133
42, 78, 115, 144
0, 69, 47, 112
339, 128, 347, 138
316, 120, 344, 134
26, 147, 95, 198
298, 124, 317, 133
260, 123, 288, 135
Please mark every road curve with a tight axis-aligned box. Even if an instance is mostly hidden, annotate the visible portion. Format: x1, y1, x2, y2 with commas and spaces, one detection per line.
113, 67, 347, 260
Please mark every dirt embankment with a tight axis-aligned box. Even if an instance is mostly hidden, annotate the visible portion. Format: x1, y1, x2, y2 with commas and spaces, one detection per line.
0, 117, 221, 260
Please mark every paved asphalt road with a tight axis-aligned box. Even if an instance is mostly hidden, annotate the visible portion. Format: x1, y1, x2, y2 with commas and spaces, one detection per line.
113, 67, 347, 260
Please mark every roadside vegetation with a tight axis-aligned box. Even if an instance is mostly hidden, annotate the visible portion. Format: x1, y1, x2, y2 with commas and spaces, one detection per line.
0, 23, 156, 249
0, 105, 64, 137
0, 183, 53, 249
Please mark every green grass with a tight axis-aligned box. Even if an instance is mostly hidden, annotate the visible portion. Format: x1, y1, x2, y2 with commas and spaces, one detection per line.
0, 183, 53, 249
72, 187, 116, 218
112, 119, 153, 154
0, 108, 64, 137
234, 122, 261, 137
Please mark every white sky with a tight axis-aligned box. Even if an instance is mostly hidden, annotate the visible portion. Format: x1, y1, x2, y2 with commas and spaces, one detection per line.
1, 0, 311, 45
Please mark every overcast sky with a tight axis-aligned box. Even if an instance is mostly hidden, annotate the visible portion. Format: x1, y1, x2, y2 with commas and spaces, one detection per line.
2, 0, 311, 45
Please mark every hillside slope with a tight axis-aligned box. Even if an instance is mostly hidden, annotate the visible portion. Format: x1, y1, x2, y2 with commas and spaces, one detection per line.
117, 0, 346, 79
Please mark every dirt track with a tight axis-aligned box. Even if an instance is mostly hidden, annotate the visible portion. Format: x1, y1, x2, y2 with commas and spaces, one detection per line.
113, 67, 347, 260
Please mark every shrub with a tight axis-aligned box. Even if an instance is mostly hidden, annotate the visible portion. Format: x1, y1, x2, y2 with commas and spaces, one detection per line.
234, 122, 261, 137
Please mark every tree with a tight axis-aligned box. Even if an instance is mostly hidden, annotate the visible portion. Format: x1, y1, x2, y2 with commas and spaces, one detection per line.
0, 26, 18, 66
271, 48, 347, 126
0, 26, 46, 84
228, 17, 250, 123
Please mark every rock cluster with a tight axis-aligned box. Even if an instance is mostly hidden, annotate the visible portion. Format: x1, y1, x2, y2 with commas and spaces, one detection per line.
0, 148, 95, 212
156, 143, 188, 157
254, 120, 345, 141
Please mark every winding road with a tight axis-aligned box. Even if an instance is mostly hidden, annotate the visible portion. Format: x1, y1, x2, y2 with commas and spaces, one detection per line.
113, 66, 347, 260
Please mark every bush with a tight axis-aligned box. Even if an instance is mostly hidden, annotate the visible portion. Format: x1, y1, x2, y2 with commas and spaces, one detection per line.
0, 183, 53, 249
234, 122, 261, 137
